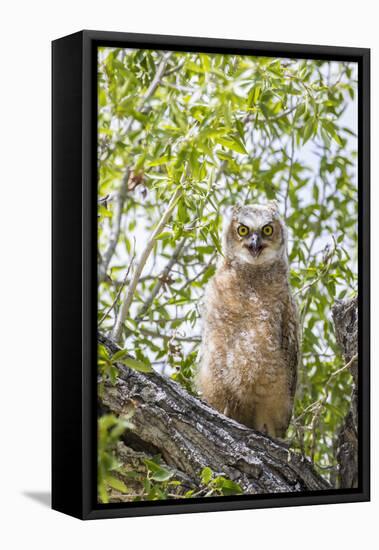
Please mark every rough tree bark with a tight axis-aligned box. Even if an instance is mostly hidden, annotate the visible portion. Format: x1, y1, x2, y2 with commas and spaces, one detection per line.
332, 297, 358, 489
98, 334, 330, 501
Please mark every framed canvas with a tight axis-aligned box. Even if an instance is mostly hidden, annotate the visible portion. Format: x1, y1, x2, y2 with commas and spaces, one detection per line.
52, 30, 370, 520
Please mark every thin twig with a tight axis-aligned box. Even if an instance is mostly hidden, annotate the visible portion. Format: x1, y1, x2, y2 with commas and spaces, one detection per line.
98, 245, 136, 327
164, 58, 186, 76
134, 164, 225, 323
111, 186, 183, 343
124, 52, 173, 135
296, 236, 337, 300
139, 315, 192, 325
135, 238, 187, 322
243, 103, 300, 125
98, 169, 129, 282
175, 252, 217, 293
139, 327, 201, 343
268, 103, 299, 122
292, 352, 358, 428
108, 52, 173, 256
284, 130, 295, 219
327, 353, 358, 380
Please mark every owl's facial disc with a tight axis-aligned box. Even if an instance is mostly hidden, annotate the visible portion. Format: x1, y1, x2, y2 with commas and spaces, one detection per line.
235, 219, 282, 266
222, 204, 286, 268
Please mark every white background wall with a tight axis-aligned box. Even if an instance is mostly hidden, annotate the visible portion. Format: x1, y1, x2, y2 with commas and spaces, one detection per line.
0, 1, 376, 548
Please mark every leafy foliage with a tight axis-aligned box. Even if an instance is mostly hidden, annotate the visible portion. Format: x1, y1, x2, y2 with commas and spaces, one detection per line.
97, 47, 358, 497
98, 414, 134, 503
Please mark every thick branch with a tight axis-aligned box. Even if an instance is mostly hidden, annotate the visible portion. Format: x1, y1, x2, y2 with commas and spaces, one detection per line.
332, 296, 358, 488
99, 333, 330, 497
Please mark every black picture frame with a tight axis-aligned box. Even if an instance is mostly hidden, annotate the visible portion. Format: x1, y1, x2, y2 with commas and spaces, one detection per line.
52, 30, 370, 520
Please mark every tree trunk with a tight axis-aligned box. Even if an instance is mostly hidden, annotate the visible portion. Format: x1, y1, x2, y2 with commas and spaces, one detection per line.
98, 334, 330, 500
332, 297, 358, 488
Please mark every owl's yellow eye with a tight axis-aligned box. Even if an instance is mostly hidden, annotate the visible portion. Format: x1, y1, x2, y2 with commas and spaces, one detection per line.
237, 224, 249, 237
262, 224, 273, 236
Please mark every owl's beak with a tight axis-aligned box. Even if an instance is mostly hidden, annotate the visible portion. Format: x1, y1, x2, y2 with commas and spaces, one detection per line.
248, 232, 263, 257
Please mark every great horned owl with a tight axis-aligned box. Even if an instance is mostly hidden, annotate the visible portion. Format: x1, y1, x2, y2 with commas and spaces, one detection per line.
196, 201, 299, 438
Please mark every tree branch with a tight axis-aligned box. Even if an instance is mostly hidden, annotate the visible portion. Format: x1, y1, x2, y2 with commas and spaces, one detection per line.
139, 327, 201, 343
98, 245, 136, 327
135, 238, 187, 322
99, 53, 174, 284
99, 333, 330, 498
284, 130, 295, 219
111, 186, 183, 343
124, 52, 172, 135
332, 297, 358, 488
133, 162, 225, 324
98, 169, 129, 282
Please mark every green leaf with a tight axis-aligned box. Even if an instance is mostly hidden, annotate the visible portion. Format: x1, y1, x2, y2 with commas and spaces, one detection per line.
201, 466, 213, 485
185, 60, 205, 74
148, 156, 170, 167
321, 119, 343, 146
109, 365, 118, 385
216, 136, 247, 155
111, 349, 130, 362
177, 199, 189, 223
302, 119, 314, 144
144, 459, 174, 482
209, 231, 222, 255
120, 357, 153, 373
107, 475, 127, 493
98, 205, 112, 218
154, 231, 172, 241
247, 84, 261, 106
320, 127, 331, 148
216, 477, 243, 495
98, 482, 108, 503
196, 245, 214, 255
98, 344, 110, 361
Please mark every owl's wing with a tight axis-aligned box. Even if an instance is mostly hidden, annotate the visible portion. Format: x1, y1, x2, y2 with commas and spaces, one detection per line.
281, 294, 300, 411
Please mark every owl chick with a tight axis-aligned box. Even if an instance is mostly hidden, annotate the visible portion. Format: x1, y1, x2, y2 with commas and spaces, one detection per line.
196, 201, 299, 438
